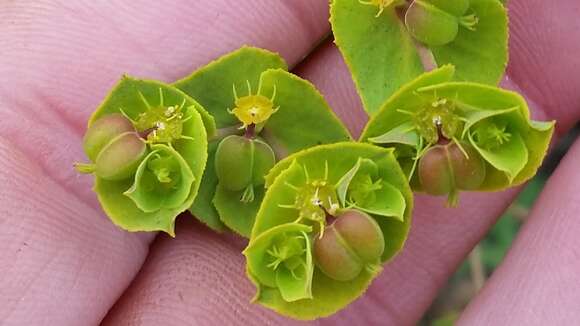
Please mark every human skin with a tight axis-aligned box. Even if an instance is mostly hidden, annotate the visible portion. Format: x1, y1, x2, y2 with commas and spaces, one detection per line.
0, 0, 579, 325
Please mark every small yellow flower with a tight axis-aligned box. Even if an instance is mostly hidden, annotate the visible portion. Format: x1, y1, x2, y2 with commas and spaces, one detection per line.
230, 80, 278, 127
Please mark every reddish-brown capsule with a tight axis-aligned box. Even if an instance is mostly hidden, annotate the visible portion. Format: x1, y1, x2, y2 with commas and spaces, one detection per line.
94, 132, 148, 181
418, 142, 486, 201
83, 113, 135, 162
314, 210, 384, 281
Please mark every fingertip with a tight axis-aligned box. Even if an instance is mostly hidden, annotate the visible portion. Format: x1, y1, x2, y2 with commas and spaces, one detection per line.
102, 218, 295, 325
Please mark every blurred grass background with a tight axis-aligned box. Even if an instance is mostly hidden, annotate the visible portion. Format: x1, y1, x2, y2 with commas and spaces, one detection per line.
420, 124, 579, 325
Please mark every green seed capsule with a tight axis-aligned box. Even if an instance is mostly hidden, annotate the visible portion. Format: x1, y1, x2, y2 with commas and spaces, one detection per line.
405, 0, 459, 46
427, 0, 469, 17
418, 142, 486, 203
214, 135, 276, 192
83, 113, 135, 162
94, 132, 148, 181
314, 210, 384, 281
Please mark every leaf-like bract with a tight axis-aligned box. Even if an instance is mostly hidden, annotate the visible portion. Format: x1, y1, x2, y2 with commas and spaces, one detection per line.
125, 144, 195, 212
249, 142, 412, 319
361, 67, 554, 198
91, 77, 210, 235
175, 48, 351, 237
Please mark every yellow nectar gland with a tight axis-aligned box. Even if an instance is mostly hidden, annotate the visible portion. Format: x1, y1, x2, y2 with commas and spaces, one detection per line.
359, 0, 406, 17
279, 163, 340, 237
229, 80, 278, 128
121, 88, 194, 145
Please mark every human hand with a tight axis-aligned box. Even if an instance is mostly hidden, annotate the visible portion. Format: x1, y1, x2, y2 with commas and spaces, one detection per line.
1, 0, 579, 325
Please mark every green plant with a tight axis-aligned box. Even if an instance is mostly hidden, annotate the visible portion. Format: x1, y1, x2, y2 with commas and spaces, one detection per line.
360, 66, 554, 205
73, 1, 553, 318
331, 0, 508, 115
75, 76, 215, 235
173, 47, 351, 237
244, 142, 412, 319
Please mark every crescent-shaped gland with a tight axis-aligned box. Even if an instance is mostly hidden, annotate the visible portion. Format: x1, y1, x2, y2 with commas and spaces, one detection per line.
94, 132, 148, 181
83, 113, 135, 162
418, 142, 486, 202
314, 210, 385, 281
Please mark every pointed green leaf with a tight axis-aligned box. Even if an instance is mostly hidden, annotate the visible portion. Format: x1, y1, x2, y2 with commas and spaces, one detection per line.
331, 0, 424, 115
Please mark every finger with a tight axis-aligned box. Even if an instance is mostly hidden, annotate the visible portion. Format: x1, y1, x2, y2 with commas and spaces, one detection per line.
0, 138, 150, 325
102, 218, 298, 326
0, 1, 331, 324
293, 42, 367, 137
506, 0, 580, 133
459, 138, 580, 325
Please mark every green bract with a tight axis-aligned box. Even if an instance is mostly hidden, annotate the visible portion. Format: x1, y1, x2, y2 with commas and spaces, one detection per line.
174, 46, 351, 237
245, 142, 413, 319
77, 76, 215, 235
360, 66, 555, 205
125, 144, 195, 213
331, 0, 508, 115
